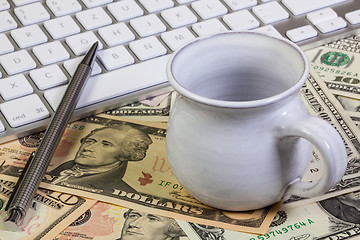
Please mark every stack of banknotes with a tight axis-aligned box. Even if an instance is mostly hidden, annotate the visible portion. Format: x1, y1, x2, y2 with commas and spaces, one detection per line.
0, 35, 359, 240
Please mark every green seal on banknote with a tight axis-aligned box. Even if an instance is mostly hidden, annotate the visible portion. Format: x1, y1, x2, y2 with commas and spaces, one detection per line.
321, 51, 350, 67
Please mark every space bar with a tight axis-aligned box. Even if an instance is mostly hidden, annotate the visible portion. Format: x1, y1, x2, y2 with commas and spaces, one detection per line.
282, 0, 349, 15
45, 55, 171, 110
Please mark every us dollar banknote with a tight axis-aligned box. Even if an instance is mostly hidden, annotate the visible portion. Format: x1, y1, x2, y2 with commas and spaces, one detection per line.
103, 92, 173, 122
0, 179, 96, 240
54, 201, 190, 240
283, 69, 360, 208
306, 38, 360, 101
0, 116, 279, 234
177, 190, 360, 240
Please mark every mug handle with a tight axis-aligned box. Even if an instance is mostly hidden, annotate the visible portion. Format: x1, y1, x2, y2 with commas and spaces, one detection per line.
279, 116, 347, 199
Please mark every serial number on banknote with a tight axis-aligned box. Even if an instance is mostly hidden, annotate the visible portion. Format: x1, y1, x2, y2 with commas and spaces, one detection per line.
312, 65, 359, 77
248, 219, 314, 240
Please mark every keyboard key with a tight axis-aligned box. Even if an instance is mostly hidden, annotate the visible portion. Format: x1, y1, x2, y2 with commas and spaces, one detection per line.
32, 41, 70, 65
107, 0, 144, 22
286, 25, 318, 42
315, 17, 347, 33
46, 0, 82, 17
139, 0, 174, 13
253, 25, 282, 38
12, 0, 40, 6
223, 0, 257, 11
282, 0, 349, 16
11, 24, 48, 49
0, 11, 17, 33
0, 50, 37, 75
307, 8, 337, 25
0, 74, 33, 100
161, 27, 196, 51
63, 57, 102, 76
98, 45, 135, 70
223, 10, 260, 30
29, 64, 68, 90
252, 1, 289, 24
98, 23, 135, 47
130, 14, 167, 37
76, 7, 112, 30
192, 18, 228, 37
0, 94, 50, 128
345, 9, 360, 25
0, 34, 14, 55
80, 0, 113, 8
129, 36, 167, 61
0, 120, 5, 132
0, 0, 10, 10
14, 2, 50, 26
44, 16, 81, 39
161, 5, 198, 28
191, 0, 228, 20
66, 31, 103, 55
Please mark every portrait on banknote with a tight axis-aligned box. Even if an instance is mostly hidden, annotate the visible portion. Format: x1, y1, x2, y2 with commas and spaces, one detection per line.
47, 124, 153, 194
55, 202, 187, 240
319, 191, 360, 224
116, 209, 186, 240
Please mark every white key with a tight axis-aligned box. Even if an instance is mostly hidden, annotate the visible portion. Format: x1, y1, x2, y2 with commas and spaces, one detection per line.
223, 0, 257, 11
161, 5, 198, 28
98, 23, 135, 47
0, 11, 17, 33
46, 54, 171, 110
130, 14, 167, 37
0, 94, 50, 128
14, 2, 50, 26
32, 41, 70, 65
29, 64, 68, 90
11, 25, 48, 49
12, 0, 40, 6
191, 0, 228, 20
282, 0, 349, 16
223, 10, 259, 30
0, 0, 10, 10
81, 0, 113, 8
286, 25, 318, 42
345, 9, 360, 25
44, 16, 81, 39
46, 0, 82, 17
161, 27, 196, 51
107, 0, 144, 22
98, 45, 134, 70
0, 34, 14, 55
0, 74, 33, 100
63, 57, 102, 76
176, 0, 195, 4
0, 120, 5, 132
0, 50, 37, 75
253, 25, 282, 38
252, 2, 289, 24
307, 8, 337, 25
139, 0, 174, 13
66, 32, 103, 55
129, 36, 167, 61
315, 17, 347, 33
192, 18, 228, 37
76, 7, 112, 30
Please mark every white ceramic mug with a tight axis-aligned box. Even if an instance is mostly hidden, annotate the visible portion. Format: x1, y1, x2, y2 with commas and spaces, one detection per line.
165, 31, 348, 211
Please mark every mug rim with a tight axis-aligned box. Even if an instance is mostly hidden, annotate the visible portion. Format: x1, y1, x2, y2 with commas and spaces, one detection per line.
166, 31, 310, 108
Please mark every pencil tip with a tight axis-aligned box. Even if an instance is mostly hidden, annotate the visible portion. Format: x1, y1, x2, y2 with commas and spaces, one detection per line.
81, 41, 99, 67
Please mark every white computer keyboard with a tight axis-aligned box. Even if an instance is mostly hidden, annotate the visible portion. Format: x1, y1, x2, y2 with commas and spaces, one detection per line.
0, 0, 359, 143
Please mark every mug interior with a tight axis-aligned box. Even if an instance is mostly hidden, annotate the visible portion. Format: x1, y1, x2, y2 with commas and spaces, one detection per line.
169, 32, 308, 106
